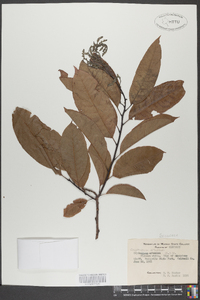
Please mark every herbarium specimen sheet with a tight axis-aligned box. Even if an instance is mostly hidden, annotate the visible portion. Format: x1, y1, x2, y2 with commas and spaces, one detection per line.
2, 3, 197, 286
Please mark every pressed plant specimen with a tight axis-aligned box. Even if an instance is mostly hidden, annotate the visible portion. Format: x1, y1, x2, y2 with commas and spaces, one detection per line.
12, 36, 185, 239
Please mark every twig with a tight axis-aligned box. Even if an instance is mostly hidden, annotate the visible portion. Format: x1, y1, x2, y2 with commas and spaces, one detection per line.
94, 90, 127, 238
61, 174, 96, 200
95, 196, 100, 239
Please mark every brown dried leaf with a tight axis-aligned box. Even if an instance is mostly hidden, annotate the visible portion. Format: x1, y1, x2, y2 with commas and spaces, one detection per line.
89, 53, 120, 84
12, 107, 62, 174
89, 144, 111, 185
129, 80, 185, 120
80, 157, 91, 189
64, 109, 110, 167
129, 37, 161, 105
107, 184, 145, 200
72, 68, 117, 138
61, 123, 90, 187
63, 198, 87, 217
120, 114, 177, 154
79, 60, 121, 107
113, 146, 164, 178
59, 69, 73, 91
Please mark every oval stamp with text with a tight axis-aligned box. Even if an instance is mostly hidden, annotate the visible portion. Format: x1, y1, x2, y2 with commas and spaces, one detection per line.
155, 13, 188, 31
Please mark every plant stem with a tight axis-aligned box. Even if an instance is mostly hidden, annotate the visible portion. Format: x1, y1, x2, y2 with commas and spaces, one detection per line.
61, 174, 96, 200
95, 196, 100, 239
98, 90, 127, 197
94, 89, 127, 239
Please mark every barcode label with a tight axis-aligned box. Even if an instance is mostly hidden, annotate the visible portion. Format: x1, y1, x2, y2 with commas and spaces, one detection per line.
78, 273, 108, 286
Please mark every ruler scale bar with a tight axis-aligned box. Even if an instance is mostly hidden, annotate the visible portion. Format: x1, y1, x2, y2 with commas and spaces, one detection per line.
113, 284, 187, 297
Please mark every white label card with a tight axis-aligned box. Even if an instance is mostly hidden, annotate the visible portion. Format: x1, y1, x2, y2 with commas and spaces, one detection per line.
128, 239, 198, 285
18, 238, 78, 270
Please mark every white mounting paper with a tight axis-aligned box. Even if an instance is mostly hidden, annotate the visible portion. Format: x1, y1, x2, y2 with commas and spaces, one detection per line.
2, 3, 197, 286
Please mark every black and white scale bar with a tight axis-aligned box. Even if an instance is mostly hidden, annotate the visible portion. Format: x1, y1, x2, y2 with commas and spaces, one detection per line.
113, 284, 185, 297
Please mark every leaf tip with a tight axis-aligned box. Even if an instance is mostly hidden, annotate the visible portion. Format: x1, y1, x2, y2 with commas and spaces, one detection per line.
73, 66, 79, 75
142, 194, 146, 200
174, 116, 180, 121
58, 69, 68, 78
